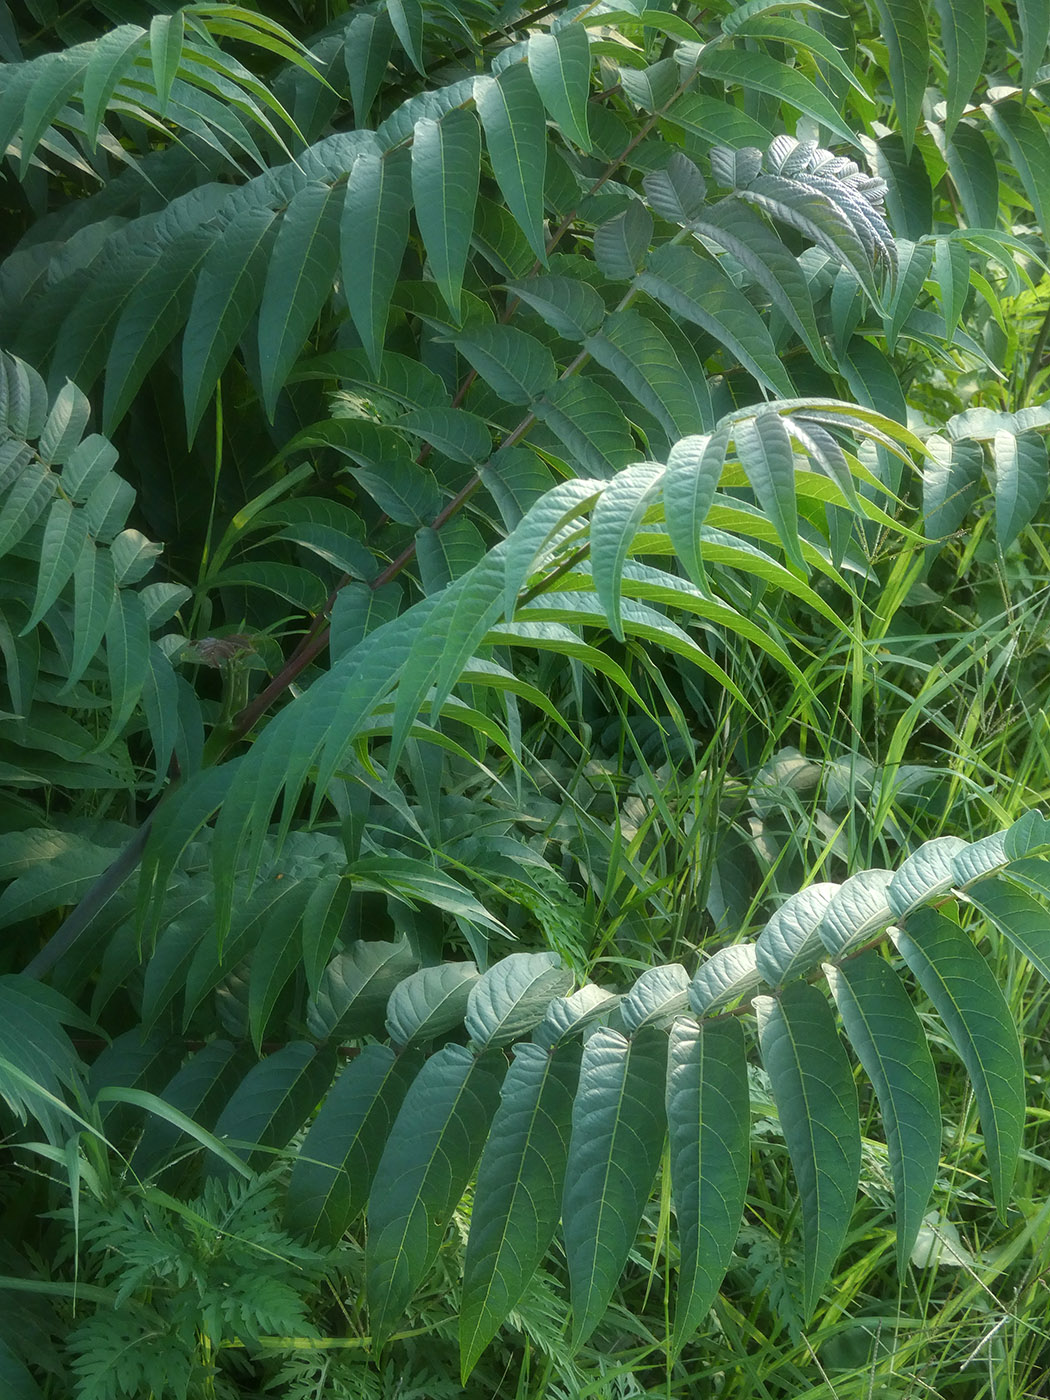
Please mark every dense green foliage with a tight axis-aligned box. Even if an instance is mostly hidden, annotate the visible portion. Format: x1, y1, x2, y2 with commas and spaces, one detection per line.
3, 0, 1050, 1395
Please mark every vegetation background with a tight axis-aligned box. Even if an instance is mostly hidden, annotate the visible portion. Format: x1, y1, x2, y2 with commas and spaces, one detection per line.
2, 0, 1050, 1395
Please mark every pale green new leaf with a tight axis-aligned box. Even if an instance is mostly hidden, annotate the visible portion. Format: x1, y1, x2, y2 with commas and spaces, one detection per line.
666, 1017, 749, 1348
366, 1044, 505, 1345
589, 460, 664, 640
562, 1025, 667, 1349
257, 181, 342, 419
826, 953, 940, 1269
663, 425, 730, 591
411, 110, 482, 321
756, 981, 860, 1318
460, 1041, 581, 1378
733, 412, 804, 570
892, 908, 1025, 1219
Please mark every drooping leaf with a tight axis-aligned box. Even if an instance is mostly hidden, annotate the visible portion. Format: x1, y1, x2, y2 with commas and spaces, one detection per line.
756, 981, 860, 1318
993, 428, 1048, 549
871, 0, 929, 152
182, 205, 277, 442
666, 1017, 749, 1348
257, 182, 342, 419
475, 64, 548, 262
366, 1044, 505, 1345
345, 10, 394, 125
966, 875, 1050, 984
825, 952, 940, 1269
528, 25, 592, 151
562, 1025, 667, 1349
343, 149, 413, 375
892, 908, 1025, 1219
460, 1041, 581, 1377
411, 109, 482, 321
286, 1045, 421, 1243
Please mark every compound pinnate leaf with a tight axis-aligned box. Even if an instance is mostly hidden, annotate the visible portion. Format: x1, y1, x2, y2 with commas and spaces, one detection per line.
367, 1044, 505, 1345
563, 1025, 667, 1349
756, 981, 860, 1318
460, 1040, 581, 1377
826, 952, 940, 1269
666, 1017, 749, 1348
893, 908, 1024, 1218
465, 952, 574, 1049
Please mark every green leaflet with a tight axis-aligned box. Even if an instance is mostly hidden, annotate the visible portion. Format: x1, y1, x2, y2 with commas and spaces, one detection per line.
475, 64, 548, 262
388, 0, 425, 74
453, 324, 557, 406
825, 953, 940, 1270
257, 181, 342, 420
663, 425, 729, 592
593, 202, 653, 281
246, 881, 316, 1051
756, 981, 860, 1319
871, 0, 929, 153
343, 149, 412, 375
182, 205, 277, 443
528, 25, 591, 151
210, 1041, 337, 1176
103, 588, 149, 744
966, 875, 1050, 984
733, 412, 805, 572
666, 1018, 749, 1349
465, 952, 574, 1049
945, 123, 999, 231
638, 244, 794, 397
286, 1045, 421, 1244
697, 47, 859, 149
366, 1044, 505, 1345
985, 101, 1050, 241
884, 238, 933, 351
506, 274, 606, 341
132, 1041, 246, 1174
345, 10, 394, 126
583, 307, 709, 441
923, 435, 982, 551
589, 461, 665, 641
689, 198, 831, 371
460, 1041, 581, 1377
533, 375, 638, 477
411, 109, 482, 321
307, 938, 419, 1042
931, 0, 986, 137
102, 229, 214, 433
892, 908, 1025, 1219
1018, 0, 1050, 94
562, 1025, 667, 1349
992, 429, 1048, 549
